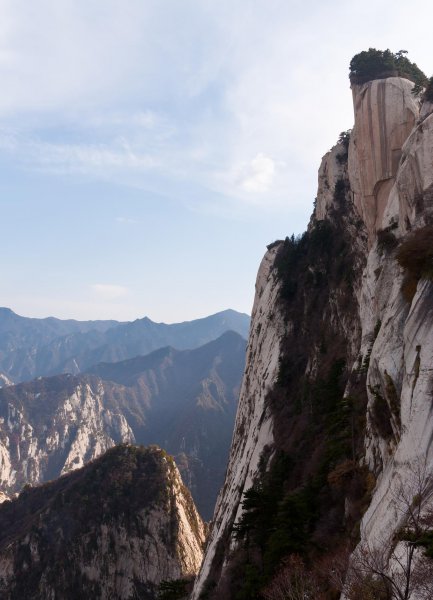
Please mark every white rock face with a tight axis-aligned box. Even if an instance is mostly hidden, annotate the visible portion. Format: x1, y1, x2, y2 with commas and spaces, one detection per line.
353, 93, 433, 577
339, 273, 433, 600
383, 109, 433, 233
0, 376, 134, 498
315, 141, 347, 221
349, 77, 419, 240
171, 461, 207, 575
192, 76, 433, 598
0, 374, 12, 389
191, 245, 285, 598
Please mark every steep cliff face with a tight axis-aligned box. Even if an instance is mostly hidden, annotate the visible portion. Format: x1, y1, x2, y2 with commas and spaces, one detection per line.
193, 131, 369, 599
349, 77, 419, 239
191, 245, 285, 597
193, 67, 433, 599
354, 85, 433, 573
0, 445, 206, 600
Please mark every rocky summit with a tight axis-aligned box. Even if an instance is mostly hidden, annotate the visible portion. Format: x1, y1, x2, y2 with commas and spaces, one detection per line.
0, 444, 206, 600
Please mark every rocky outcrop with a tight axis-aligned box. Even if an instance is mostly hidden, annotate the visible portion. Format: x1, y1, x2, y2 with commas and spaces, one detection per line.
193, 135, 369, 597
349, 77, 419, 239
0, 374, 12, 388
192, 67, 433, 599
383, 106, 433, 232
0, 445, 206, 599
0, 374, 135, 497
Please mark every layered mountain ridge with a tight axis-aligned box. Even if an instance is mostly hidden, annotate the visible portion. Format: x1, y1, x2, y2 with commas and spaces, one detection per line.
0, 308, 249, 383
192, 61, 433, 598
0, 331, 246, 520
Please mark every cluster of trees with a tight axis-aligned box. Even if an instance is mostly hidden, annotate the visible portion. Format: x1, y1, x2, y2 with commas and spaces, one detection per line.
396, 225, 433, 281
226, 358, 371, 599
425, 77, 433, 102
349, 49, 427, 89
396, 224, 433, 303
259, 460, 433, 600
157, 578, 192, 600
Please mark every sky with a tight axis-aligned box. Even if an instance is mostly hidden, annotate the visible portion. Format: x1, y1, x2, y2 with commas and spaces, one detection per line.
1, 0, 433, 323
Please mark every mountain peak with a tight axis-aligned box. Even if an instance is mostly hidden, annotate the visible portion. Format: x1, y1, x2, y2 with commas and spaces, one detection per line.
0, 444, 206, 599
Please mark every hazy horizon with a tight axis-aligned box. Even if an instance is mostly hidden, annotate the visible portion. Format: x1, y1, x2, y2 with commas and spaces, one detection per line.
0, 304, 250, 325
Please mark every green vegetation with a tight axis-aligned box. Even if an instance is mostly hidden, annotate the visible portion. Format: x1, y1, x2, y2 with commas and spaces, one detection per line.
334, 178, 349, 206
396, 225, 433, 303
396, 225, 433, 280
233, 452, 317, 569
377, 223, 398, 253
413, 530, 433, 558
369, 384, 394, 440
157, 578, 191, 600
336, 130, 351, 164
373, 319, 382, 340
275, 219, 348, 303
425, 77, 433, 102
231, 453, 319, 598
384, 371, 400, 429
349, 49, 427, 87
229, 359, 370, 599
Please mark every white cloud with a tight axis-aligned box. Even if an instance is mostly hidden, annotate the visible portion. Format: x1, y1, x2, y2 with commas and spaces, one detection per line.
238, 153, 276, 193
0, 129, 159, 174
1, 0, 433, 225
42, 142, 158, 172
91, 284, 130, 300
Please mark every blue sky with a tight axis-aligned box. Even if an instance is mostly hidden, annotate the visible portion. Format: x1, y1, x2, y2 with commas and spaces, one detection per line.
1, 0, 433, 322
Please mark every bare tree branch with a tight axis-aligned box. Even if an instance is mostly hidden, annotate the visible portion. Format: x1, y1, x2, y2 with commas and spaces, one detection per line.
343, 458, 433, 600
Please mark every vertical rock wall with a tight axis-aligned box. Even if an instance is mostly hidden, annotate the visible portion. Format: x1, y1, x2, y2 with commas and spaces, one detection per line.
191, 245, 285, 598
355, 92, 433, 563
349, 77, 418, 239
192, 74, 433, 599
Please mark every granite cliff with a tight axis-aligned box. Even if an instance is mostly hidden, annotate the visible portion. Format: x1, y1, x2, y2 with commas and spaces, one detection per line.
192, 51, 433, 599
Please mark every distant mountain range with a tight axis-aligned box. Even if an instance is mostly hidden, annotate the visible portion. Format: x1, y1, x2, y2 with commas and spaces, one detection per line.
0, 330, 246, 519
0, 307, 250, 383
